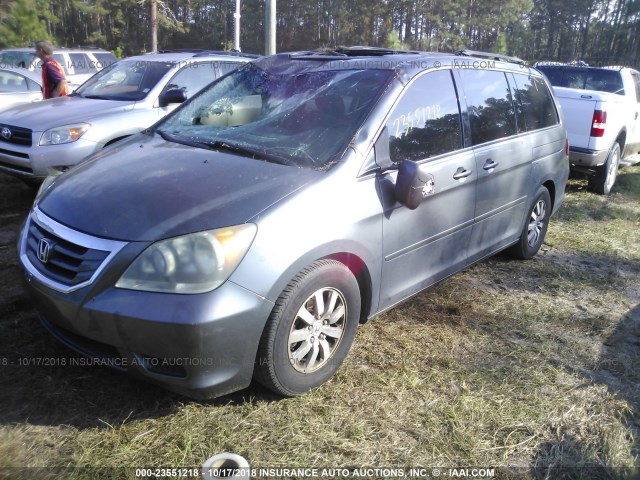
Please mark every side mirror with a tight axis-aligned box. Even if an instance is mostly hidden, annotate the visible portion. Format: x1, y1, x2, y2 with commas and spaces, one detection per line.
159, 88, 187, 107
395, 160, 433, 210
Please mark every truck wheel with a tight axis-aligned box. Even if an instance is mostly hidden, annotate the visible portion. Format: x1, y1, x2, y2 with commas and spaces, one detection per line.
588, 142, 620, 195
254, 260, 360, 397
507, 186, 551, 260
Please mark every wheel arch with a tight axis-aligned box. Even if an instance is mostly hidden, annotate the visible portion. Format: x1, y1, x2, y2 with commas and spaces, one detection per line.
614, 130, 627, 157
542, 179, 556, 212
323, 252, 374, 324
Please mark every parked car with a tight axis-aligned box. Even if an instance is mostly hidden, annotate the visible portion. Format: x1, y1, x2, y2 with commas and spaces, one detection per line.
19, 48, 569, 399
0, 46, 117, 91
0, 50, 255, 181
536, 62, 640, 194
0, 67, 42, 112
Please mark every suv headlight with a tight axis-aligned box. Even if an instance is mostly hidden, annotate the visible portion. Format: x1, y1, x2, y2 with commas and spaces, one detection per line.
116, 224, 257, 294
39, 123, 90, 146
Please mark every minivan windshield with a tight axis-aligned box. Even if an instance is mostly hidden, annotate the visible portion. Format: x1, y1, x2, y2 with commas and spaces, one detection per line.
75, 59, 173, 101
156, 63, 392, 169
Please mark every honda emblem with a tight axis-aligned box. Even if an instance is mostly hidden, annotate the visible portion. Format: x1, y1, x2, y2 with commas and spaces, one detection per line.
37, 238, 52, 264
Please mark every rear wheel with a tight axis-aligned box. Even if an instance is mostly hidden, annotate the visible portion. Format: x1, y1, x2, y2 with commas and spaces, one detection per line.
508, 186, 551, 260
254, 259, 360, 396
588, 142, 620, 195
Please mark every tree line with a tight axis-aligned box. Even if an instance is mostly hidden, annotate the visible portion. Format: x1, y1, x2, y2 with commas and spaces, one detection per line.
0, 0, 638, 67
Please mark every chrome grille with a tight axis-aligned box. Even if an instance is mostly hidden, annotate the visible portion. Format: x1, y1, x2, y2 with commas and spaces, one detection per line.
25, 219, 110, 287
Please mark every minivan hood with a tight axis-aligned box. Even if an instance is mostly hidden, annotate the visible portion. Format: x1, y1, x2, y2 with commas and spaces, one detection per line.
37, 134, 321, 242
0, 95, 134, 130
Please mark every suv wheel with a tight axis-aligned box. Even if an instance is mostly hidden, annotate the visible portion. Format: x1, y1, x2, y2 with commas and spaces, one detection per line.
588, 142, 620, 195
508, 186, 551, 260
254, 260, 360, 396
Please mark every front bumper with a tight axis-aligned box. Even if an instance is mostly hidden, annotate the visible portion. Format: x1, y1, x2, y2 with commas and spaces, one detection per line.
0, 137, 97, 180
19, 210, 274, 399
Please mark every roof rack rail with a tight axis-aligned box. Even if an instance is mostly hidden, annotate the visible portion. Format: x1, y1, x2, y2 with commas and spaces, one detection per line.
70, 46, 110, 50
154, 49, 210, 54
289, 46, 420, 59
193, 50, 260, 59
152, 49, 259, 58
455, 49, 526, 65
337, 46, 420, 56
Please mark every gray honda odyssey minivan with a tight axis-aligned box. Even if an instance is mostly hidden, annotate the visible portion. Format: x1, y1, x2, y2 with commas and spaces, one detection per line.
19, 48, 569, 398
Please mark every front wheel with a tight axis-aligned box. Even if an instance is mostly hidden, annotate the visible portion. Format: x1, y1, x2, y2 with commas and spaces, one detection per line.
254, 259, 361, 397
588, 142, 620, 195
507, 186, 551, 260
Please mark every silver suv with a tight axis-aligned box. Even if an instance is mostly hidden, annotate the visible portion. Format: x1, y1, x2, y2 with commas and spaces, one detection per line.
0, 50, 254, 181
0, 46, 117, 90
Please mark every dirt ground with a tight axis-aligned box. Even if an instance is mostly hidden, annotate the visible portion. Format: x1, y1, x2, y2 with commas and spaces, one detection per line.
0, 175, 34, 329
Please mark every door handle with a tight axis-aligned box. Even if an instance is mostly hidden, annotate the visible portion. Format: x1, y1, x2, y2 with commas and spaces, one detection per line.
453, 167, 472, 180
483, 159, 498, 170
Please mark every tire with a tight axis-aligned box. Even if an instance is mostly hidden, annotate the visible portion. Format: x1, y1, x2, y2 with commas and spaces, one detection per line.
588, 142, 620, 195
254, 259, 361, 397
507, 186, 551, 260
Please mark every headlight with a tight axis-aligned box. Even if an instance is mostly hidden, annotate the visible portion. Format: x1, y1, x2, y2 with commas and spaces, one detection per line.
116, 224, 257, 294
39, 123, 90, 146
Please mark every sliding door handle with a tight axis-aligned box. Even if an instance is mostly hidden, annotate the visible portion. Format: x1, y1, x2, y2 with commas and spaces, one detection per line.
483, 159, 499, 170
453, 167, 473, 180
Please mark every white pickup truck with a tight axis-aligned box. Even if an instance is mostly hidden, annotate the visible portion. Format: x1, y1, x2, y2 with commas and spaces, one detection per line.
535, 63, 640, 194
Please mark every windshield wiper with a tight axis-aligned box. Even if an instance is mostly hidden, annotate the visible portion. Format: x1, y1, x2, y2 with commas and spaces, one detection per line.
204, 141, 294, 166
156, 130, 210, 149
82, 95, 114, 100
156, 131, 294, 166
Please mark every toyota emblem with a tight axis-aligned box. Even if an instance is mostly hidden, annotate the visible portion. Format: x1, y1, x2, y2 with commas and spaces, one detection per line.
37, 238, 52, 264
1, 127, 11, 140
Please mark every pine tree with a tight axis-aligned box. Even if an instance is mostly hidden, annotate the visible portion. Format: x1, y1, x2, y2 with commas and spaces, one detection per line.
0, 0, 50, 47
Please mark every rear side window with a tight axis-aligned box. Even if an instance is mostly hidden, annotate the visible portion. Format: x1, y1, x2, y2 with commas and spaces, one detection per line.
0, 71, 29, 92
459, 69, 517, 145
52, 54, 69, 74
26, 78, 40, 91
511, 74, 559, 132
69, 53, 98, 74
92, 52, 117, 69
385, 70, 462, 162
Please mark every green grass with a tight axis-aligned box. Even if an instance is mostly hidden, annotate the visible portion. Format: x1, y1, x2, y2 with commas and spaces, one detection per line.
1, 166, 639, 479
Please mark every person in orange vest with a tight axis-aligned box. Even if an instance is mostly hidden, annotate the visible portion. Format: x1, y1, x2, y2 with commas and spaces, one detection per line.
35, 40, 69, 99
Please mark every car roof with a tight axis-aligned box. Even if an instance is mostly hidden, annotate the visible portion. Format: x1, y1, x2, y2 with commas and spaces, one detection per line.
0, 66, 42, 84
1, 46, 113, 53
123, 50, 259, 64
252, 47, 536, 81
